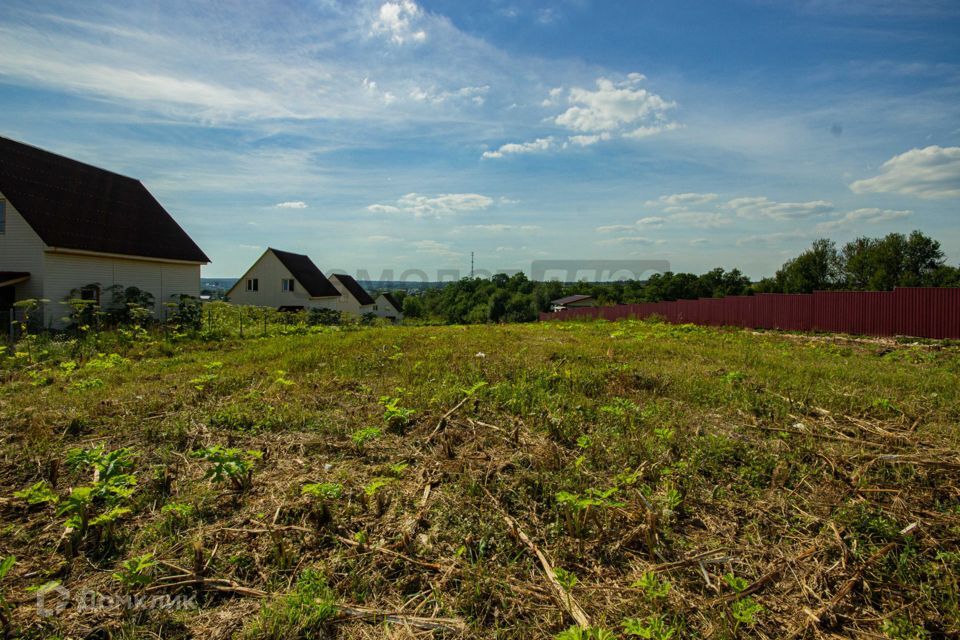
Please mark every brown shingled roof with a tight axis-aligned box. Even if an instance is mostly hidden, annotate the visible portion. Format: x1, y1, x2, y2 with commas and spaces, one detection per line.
330, 274, 375, 306
0, 136, 209, 263
270, 249, 340, 298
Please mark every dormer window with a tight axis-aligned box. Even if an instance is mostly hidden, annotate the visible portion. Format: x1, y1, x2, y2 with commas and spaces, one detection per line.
282, 278, 295, 292
246, 278, 259, 292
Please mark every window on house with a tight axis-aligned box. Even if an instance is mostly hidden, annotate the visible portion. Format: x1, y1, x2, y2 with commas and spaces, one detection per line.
0, 200, 5, 234
282, 278, 295, 292
80, 284, 101, 305
247, 278, 258, 292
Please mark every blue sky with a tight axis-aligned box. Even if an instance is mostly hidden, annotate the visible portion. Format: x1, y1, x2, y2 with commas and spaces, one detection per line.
1, 0, 958, 279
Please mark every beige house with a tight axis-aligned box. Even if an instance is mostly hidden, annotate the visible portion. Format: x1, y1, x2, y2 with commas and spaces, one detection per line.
0, 136, 209, 330
226, 248, 340, 310
328, 274, 375, 317
373, 292, 403, 322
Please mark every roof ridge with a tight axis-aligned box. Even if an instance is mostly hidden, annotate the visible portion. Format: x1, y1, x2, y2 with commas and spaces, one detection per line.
0, 135, 141, 182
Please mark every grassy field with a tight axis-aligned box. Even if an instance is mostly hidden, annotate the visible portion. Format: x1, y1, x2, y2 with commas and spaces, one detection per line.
1, 320, 959, 639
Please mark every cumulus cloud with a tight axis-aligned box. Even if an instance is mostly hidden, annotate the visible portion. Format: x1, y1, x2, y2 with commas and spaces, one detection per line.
725, 196, 834, 220
815, 207, 912, 231
482, 137, 554, 159
645, 193, 718, 208
372, 0, 427, 44
367, 192, 494, 217
275, 201, 307, 209
484, 74, 678, 158
568, 132, 612, 147
849, 146, 960, 199
555, 75, 676, 134
623, 122, 682, 138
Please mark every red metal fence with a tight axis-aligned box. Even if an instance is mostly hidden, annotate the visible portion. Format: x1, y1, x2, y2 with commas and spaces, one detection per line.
539, 288, 960, 339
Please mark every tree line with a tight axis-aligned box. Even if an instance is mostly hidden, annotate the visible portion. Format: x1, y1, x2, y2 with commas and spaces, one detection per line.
397, 230, 959, 324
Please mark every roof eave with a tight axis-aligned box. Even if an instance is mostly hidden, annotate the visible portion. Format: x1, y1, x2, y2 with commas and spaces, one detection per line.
46, 246, 207, 265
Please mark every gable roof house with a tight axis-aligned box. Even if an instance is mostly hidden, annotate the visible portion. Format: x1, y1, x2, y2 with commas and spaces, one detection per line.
0, 136, 209, 330
328, 273, 376, 317
226, 248, 341, 311
373, 292, 403, 322
550, 294, 597, 312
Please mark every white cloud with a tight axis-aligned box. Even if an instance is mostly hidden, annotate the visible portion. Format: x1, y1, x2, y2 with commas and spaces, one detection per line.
372, 0, 427, 45
736, 231, 809, 246
595, 224, 640, 233
541, 87, 563, 107
725, 196, 834, 220
636, 216, 666, 227
849, 146, 960, 199
671, 211, 730, 228
411, 239, 460, 259
459, 223, 542, 232
815, 208, 912, 231
624, 122, 682, 138
482, 137, 554, 159
275, 201, 307, 209
367, 192, 494, 217
487, 74, 679, 158
645, 193, 718, 208
568, 132, 611, 147
409, 84, 489, 106
597, 236, 656, 246
554, 75, 677, 134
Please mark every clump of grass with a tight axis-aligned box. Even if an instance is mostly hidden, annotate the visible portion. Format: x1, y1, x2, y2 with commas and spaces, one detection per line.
243, 568, 337, 640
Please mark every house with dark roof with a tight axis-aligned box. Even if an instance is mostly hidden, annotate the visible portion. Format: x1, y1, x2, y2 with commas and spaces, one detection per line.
550, 294, 597, 312
373, 292, 404, 322
328, 273, 376, 317
0, 135, 209, 329
226, 248, 340, 311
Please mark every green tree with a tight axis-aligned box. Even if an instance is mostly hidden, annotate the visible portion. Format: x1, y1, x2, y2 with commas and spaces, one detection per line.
773, 239, 843, 293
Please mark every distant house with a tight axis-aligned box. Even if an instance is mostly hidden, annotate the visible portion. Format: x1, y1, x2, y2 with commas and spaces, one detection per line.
329, 273, 375, 317
373, 292, 404, 322
550, 294, 597, 312
226, 248, 340, 311
0, 136, 209, 329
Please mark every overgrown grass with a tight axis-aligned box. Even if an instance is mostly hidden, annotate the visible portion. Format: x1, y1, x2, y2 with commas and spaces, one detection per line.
1, 319, 958, 638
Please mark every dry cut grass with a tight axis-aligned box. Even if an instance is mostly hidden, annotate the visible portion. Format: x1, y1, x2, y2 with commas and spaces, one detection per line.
0, 319, 958, 639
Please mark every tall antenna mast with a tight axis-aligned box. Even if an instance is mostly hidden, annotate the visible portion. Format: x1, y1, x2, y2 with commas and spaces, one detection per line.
470, 252, 475, 278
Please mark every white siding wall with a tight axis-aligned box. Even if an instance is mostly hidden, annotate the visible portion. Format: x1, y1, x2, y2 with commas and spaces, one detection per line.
227, 250, 337, 310
0, 191, 46, 301
373, 294, 403, 321
43, 252, 200, 327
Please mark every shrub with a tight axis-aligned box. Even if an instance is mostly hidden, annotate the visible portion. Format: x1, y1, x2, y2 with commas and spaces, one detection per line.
192, 445, 262, 491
